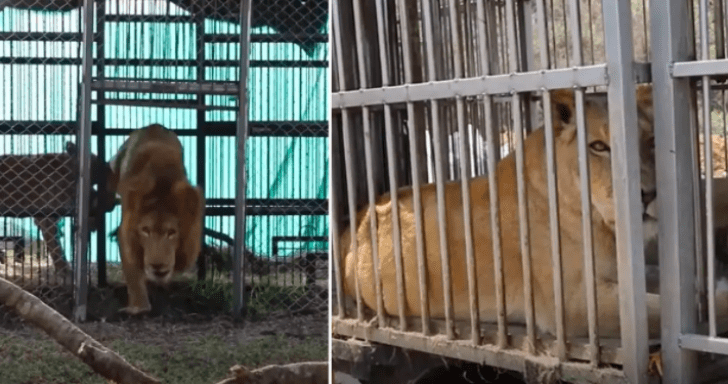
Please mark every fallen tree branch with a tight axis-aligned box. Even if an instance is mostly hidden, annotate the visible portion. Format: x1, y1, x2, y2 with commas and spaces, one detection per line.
215, 362, 328, 384
0, 276, 160, 384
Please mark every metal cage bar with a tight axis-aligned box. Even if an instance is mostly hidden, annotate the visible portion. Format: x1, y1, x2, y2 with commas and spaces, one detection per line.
651, 0, 699, 381
397, 0, 430, 336
420, 0, 455, 340
699, 0, 718, 338
447, 0, 479, 345
575, 88, 600, 365
475, 0, 508, 350
602, 0, 650, 382
74, 0, 95, 323
566, 0, 601, 366
348, 0, 375, 324
373, 0, 407, 331
534, 0, 566, 362
331, 0, 363, 322
233, 0, 253, 317
504, 0, 536, 352
332, 65, 609, 109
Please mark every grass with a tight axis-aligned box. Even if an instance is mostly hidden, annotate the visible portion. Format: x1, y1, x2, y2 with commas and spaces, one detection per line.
0, 332, 327, 384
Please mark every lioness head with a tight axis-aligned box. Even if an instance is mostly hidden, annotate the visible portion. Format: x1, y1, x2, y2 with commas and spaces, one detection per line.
134, 180, 204, 284
551, 85, 655, 230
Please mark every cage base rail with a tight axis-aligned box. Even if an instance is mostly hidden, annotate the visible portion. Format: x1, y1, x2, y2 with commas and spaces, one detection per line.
331, 329, 629, 384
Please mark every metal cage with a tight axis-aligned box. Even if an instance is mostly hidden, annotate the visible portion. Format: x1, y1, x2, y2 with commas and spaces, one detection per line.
331, 0, 728, 383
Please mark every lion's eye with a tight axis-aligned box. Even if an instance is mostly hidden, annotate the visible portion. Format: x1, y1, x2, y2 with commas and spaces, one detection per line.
141, 227, 150, 236
589, 140, 610, 152
167, 229, 177, 237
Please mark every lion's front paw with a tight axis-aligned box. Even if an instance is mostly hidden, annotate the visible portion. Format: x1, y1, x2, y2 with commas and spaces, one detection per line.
119, 305, 151, 315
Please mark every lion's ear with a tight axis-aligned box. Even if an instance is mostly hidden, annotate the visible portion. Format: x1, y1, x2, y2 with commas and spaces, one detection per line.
550, 89, 576, 128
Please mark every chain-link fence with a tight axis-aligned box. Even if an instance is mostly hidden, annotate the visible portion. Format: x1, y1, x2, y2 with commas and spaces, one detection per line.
0, 0, 329, 323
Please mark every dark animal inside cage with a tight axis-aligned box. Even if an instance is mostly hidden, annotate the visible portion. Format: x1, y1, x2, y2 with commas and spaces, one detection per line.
0, 142, 117, 273
0, 0, 328, 56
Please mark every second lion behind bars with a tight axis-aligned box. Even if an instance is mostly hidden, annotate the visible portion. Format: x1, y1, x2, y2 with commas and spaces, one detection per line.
341, 85, 728, 339
114, 124, 205, 315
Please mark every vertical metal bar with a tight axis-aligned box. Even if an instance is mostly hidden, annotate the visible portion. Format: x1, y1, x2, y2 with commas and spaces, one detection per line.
477, 0, 507, 348
704, 78, 716, 336
233, 0, 253, 317
651, 0, 699, 381
196, 1, 207, 282
567, 0, 583, 65
332, 0, 363, 322
373, 0, 407, 331
534, 0, 565, 361
397, 0, 430, 336
699, 0, 718, 338
603, 0, 649, 381
567, 0, 600, 365
575, 90, 600, 365
421, 0, 454, 340
330, 115, 345, 318
715, 0, 725, 59
95, 0, 107, 288
74, 0, 94, 323
360, 109, 384, 326
504, 0, 535, 352
447, 0, 479, 344
340, 111, 363, 322
330, 4, 345, 320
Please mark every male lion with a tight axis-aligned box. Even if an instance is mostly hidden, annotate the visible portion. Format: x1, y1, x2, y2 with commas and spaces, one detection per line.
114, 124, 205, 315
341, 86, 728, 339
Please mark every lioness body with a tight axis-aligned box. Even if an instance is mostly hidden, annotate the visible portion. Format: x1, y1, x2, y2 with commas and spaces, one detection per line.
115, 124, 204, 314
0, 144, 116, 272
341, 87, 706, 339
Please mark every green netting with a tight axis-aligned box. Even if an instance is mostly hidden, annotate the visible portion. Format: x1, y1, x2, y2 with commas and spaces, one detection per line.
0, 4, 329, 263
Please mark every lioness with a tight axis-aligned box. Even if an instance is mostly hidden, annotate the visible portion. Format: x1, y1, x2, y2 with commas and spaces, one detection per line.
341, 86, 728, 339
114, 124, 205, 315
0, 142, 117, 273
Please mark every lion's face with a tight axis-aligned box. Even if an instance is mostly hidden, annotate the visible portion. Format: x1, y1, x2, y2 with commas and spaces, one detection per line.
136, 210, 180, 284
552, 86, 655, 230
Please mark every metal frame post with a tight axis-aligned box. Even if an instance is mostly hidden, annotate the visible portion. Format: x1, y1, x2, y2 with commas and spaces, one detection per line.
651, 0, 699, 381
74, 0, 94, 323
602, 0, 649, 381
233, 0, 253, 317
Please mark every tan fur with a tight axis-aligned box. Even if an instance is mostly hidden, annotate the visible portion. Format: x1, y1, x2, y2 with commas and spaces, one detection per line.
341, 86, 728, 339
116, 124, 205, 314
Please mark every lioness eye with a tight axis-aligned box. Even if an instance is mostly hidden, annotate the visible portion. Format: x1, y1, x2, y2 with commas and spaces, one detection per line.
167, 230, 177, 237
141, 227, 150, 236
589, 140, 610, 152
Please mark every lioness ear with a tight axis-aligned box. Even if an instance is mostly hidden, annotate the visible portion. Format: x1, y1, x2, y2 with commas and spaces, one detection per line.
550, 89, 576, 127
